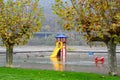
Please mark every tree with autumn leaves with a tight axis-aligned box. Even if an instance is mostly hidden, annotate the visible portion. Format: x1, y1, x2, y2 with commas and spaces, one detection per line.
0, 0, 43, 67
53, 0, 120, 76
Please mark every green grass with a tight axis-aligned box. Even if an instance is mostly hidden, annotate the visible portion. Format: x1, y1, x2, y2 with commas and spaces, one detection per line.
0, 67, 120, 80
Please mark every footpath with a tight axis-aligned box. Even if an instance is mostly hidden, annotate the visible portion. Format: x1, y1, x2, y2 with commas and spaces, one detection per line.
0, 45, 120, 53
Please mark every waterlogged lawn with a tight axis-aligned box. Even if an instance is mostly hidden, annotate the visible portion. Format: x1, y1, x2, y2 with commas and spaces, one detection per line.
0, 67, 120, 80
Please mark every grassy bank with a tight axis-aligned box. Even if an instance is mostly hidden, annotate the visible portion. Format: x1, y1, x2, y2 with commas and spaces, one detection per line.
0, 67, 120, 80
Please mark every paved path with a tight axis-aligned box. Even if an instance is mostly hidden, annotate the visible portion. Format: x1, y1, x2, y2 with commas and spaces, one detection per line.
0, 45, 120, 53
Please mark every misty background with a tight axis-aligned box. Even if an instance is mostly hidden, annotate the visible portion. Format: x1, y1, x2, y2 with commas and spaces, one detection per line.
26, 0, 88, 46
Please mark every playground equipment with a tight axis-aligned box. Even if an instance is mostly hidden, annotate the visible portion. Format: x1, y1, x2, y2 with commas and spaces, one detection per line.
50, 41, 63, 58
88, 51, 94, 56
50, 34, 67, 61
94, 56, 105, 64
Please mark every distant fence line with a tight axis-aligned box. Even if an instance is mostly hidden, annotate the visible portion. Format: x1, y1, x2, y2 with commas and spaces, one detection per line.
27, 32, 85, 46
32, 32, 120, 46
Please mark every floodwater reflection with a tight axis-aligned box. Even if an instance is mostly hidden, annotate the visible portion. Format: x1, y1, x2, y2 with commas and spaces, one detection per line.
50, 57, 65, 71
95, 63, 104, 68
1, 52, 120, 75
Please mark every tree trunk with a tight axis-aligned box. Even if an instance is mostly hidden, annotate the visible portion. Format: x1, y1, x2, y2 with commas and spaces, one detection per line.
6, 44, 14, 67
106, 39, 117, 76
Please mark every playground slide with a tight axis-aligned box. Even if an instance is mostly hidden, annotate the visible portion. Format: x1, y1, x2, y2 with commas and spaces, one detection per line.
50, 47, 60, 58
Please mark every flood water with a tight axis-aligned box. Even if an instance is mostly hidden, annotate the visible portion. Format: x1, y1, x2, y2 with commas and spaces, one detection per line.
0, 46, 120, 75
0, 51, 120, 75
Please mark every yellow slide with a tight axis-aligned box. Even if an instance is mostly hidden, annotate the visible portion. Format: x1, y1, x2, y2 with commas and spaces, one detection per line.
50, 41, 63, 58
50, 47, 60, 58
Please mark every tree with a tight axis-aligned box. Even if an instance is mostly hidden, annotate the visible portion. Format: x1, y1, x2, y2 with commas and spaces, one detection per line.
0, 0, 44, 67
52, 0, 120, 76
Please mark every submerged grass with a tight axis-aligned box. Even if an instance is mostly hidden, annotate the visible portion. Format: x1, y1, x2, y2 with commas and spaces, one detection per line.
0, 67, 120, 80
